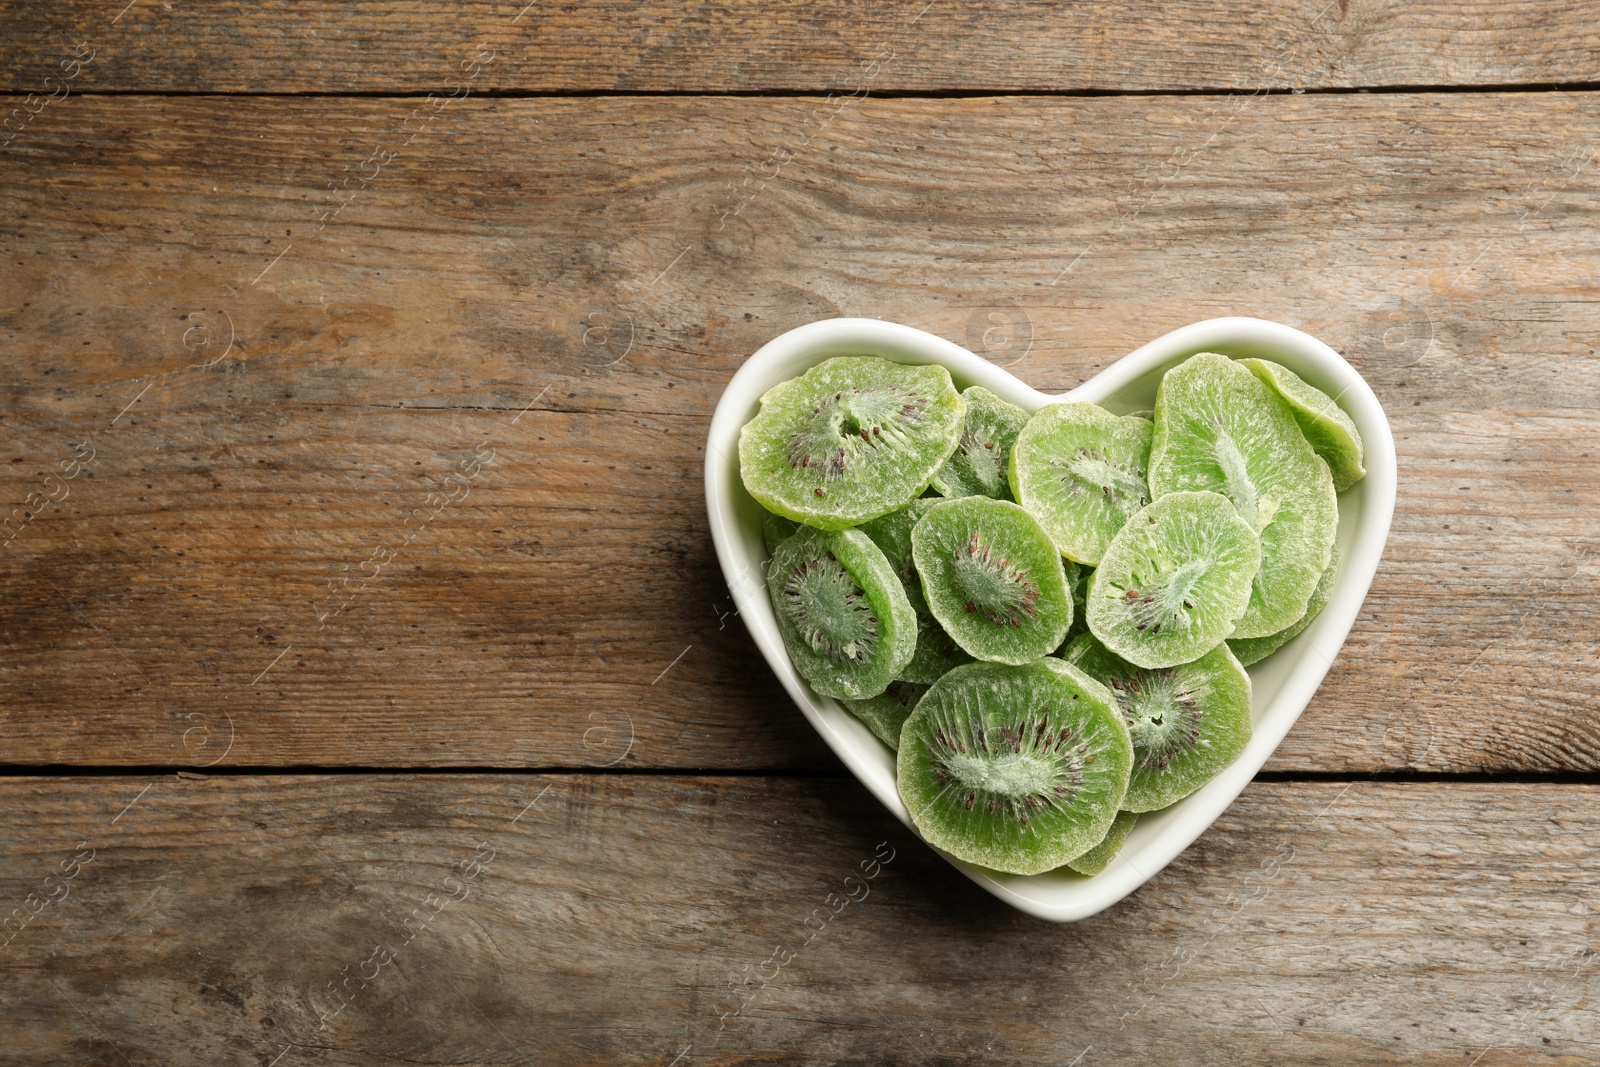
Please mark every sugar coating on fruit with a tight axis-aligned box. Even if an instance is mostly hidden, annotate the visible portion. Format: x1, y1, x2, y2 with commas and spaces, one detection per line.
767, 526, 916, 700
912, 497, 1072, 666
1064, 634, 1253, 812
897, 659, 1132, 875
1239, 358, 1366, 492
1011, 402, 1153, 565
1149, 353, 1336, 638
1087, 491, 1261, 669
739, 356, 964, 530
931, 386, 1029, 500
785, 386, 926, 475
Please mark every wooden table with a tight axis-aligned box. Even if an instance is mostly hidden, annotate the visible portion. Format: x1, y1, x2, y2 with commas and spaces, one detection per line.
3, 3, 1598, 1063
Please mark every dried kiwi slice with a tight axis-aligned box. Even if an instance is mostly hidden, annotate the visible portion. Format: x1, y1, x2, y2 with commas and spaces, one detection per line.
1086, 491, 1260, 670
1066, 810, 1137, 876
1240, 358, 1366, 492
903, 617, 977, 684
842, 680, 928, 749
761, 511, 800, 555
739, 356, 965, 530
1229, 545, 1340, 667
1149, 353, 1337, 638
912, 497, 1072, 666
856, 500, 975, 684
930, 386, 1029, 500
1063, 633, 1252, 812
767, 526, 916, 699
1056, 561, 1091, 651
897, 659, 1133, 876
1010, 402, 1153, 565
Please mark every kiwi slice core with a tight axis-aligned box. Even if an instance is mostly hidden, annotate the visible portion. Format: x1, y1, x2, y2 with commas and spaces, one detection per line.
784, 553, 881, 661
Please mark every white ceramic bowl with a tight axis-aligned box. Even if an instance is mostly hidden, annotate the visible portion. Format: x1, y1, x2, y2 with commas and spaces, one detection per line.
705, 317, 1395, 921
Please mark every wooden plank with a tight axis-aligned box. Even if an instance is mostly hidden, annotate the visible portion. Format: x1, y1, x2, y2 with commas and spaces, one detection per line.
1, 774, 1594, 1064
2, 93, 1598, 770
3, 0, 1600, 95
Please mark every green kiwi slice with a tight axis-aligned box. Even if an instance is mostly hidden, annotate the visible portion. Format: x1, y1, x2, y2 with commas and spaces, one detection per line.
767, 526, 917, 699
761, 511, 800, 555
1229, 545, 1340, 667
1066, 810, 1138, 876
1149, 353, 1337, 638
930, 386, 1029, 500
1058, 561, 1091, 650
902, 617, 977, 684
1010, 402, 1153, 565
1239, 358, 1366, 492
842, 680, 928, 749
1062, 633, 1252, 812
856, 501, 975, 684
739, 356, 965, 530
911, 497, 1073, 666
1086, 491, 1260, 669
897, 658, 1133, 876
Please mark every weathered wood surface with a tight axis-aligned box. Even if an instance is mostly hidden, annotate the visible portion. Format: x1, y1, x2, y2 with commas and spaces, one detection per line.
5, 0, 1600, 94
3, 93, 1599, 771
0, 774, 1594, 1066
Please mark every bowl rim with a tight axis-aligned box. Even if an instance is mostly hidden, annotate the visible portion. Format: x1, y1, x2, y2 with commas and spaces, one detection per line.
705, 315, 1396, 921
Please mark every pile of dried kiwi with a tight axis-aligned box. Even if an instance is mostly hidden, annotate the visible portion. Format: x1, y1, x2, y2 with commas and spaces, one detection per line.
738, 352, 1363, 877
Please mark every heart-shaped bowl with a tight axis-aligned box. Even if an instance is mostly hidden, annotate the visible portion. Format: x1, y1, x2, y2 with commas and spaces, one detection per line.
705, 316, 1395, 921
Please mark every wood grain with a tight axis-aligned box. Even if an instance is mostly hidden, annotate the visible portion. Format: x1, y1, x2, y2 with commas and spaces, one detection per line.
1, 773, 1594, 1066
2, 93, 1599, 770
4, 1, 1600, 94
